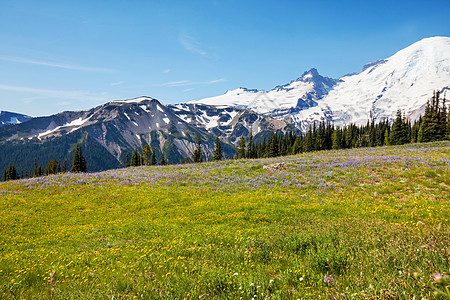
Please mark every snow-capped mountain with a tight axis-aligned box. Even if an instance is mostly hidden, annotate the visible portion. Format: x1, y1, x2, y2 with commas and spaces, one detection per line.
0, 111, 32, 127
319, 36, 450, 126
0, 97, 294, 171
191, 36, 450, 130
190, 68, 338, 115
168, 103, 297, 144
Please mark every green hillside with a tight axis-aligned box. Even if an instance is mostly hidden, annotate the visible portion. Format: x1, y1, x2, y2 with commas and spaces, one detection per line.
0, 142, 449, 299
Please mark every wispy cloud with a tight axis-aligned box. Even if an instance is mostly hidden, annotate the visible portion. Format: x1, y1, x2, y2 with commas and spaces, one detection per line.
157, 78, 226, 87
163, 69, 171, 73
179, 32, 207, 56
0, 55, 114, 72
110, 81, 124, 86
0, 84, 108, 102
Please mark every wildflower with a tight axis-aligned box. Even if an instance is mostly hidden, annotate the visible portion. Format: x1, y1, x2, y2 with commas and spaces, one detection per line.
233, 272, 239, 276
269, 279, 274, 283
323, 274, 334, 285
433, 273, 444, 283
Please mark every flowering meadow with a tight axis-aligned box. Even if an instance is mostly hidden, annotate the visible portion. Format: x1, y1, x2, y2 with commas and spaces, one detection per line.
1, 142, 449, 299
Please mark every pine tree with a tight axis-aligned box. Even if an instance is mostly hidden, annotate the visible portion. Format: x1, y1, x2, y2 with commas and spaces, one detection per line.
237, 136, 246, 159
418, 91, 444, 143
80, 148, 87, 172
247, 129, 255, 158
142, 144, 151, 166
33, 158, 37, 177
213, 135, 223, 161
185, 157, 191, 164
131, 148, 140, 167
71, 144, 82, 172
160, 153, 166, 165
390, 109, 408, 145
332, 128, 342, 149
193, 136, 203, 163
126, 153, 130, 167
45, 159, 58, 175
71, 143, 87, 172
292, 135, 303, 154
151, 148, 157, 165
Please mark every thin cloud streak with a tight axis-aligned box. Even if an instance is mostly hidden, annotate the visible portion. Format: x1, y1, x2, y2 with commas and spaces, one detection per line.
0, 55, 115, 72
179, 33, 207, 56
157, 78, 227, 87
0, 84, 109, 102
110, 81, 124, 86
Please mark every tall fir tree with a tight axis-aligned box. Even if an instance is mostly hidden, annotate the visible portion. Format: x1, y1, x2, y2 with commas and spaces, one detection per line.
151, 148, 157, 165
160, 152, 166, 165
71, 143, 87, 172
213, 135, 223, 161
390, 109, 409, 145
193, 136, 203, 163
142, 144, 151, 166
418, 91, 446, 142
237, 136, 246, 159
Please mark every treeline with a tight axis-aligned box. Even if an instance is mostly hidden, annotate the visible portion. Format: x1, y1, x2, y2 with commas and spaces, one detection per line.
124, 136, 224, 167
235, 91, 449, 159
2, 143, 87, 181
2, 92, 448, 181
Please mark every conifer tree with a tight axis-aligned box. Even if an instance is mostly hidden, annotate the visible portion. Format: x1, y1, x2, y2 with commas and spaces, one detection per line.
246, 129, 255, 158
71, 144, 82, 172
131, 148, 140, 167
418, 91, 445, 143
34, 158, 37, 177
151, 148, 157, 165
142, 144, 151, 166
45, 159, 58, 175
213, 135, 223, 161
332, 128, 342, 149
71, 143, 87, 172
160, 152, 166, 165
390, 109, 408, 145
292, 135, 303, 154
126, 153, 130, 167
193, 136, 203, 163
237, 136, 246, 159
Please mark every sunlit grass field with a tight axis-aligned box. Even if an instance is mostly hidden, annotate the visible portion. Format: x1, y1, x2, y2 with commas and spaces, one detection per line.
1, 142, 449, 299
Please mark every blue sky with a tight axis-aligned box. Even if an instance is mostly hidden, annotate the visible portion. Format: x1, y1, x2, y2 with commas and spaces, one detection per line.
0, 0, 449, 116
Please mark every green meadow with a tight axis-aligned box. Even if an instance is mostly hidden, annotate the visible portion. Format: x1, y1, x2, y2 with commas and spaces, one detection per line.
1, 142, 449, 299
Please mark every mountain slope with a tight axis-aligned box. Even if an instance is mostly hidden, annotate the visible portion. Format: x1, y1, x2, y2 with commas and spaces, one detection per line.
190, 36, 450, 129
0, 111, 32, 127
0, 97, 296, 172
321, 36, 450, 126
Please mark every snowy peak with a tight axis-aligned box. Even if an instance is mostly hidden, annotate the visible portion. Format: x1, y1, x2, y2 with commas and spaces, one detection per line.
321, 36, 450, 126
190, 69, 338, 114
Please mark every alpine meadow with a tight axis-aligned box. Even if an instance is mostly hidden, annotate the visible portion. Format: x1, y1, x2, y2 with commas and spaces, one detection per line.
1, 142, 449, 299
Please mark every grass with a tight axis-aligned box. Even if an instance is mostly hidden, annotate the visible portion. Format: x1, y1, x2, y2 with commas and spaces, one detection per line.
0, 142, 449, 299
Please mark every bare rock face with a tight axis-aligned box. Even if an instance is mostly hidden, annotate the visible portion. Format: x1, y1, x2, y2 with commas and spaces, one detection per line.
263, 162, 286, 171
